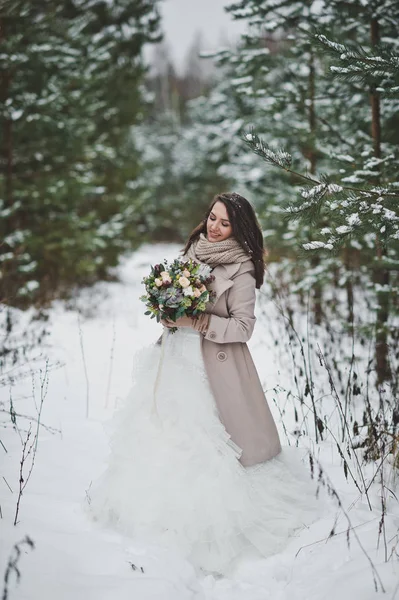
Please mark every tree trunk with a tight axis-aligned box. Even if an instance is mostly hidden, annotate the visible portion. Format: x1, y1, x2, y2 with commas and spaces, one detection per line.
0, 17, 13, 210
4, 103, 12, 209
0, 16, 17, 304
370, 17, 391, 384
343, 248, 354, 324
308, 50, 322, 325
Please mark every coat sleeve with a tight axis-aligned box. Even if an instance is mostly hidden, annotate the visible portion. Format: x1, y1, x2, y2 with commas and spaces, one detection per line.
203, 270, 256, 344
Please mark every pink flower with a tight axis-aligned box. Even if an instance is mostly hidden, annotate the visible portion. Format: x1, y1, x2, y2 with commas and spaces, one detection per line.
160, 271, 171, 284
193, 288, 201, 298
182, 269, 191, 278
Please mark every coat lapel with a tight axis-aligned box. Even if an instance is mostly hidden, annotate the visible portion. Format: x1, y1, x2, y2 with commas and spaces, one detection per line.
209, 263, 241, 306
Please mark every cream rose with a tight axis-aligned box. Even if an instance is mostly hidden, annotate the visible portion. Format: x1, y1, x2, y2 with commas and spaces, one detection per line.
199, 285, 207, 293
154, 278, 162, 287
182, 269, 191, 278
193, 288, 201, 298
178, 276, 190, 288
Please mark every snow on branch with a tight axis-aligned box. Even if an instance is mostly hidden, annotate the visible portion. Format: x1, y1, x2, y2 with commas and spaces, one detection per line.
244, 130, 399, 200
315, 33, 399, 88
244, 131, 292, 169
301, 183, 343, 200
303, 241, 334, 251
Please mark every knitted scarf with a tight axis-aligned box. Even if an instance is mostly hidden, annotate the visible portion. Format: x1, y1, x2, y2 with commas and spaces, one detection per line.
185, 233, 251, 267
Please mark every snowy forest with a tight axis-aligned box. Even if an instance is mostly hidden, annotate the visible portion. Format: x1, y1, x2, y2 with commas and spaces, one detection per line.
1, 0, 399, 598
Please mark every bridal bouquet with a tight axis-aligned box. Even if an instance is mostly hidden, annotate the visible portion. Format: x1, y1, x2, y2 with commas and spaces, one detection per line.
140, 258, 214, 330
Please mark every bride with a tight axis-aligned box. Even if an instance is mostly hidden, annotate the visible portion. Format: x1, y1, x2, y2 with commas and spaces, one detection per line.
90, 192, 322, 575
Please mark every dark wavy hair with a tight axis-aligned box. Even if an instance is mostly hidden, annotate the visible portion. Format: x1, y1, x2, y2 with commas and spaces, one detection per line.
183, 192, 266, 289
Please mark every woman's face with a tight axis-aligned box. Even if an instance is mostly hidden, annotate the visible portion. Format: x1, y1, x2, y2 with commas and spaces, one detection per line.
206, 201, 233, 242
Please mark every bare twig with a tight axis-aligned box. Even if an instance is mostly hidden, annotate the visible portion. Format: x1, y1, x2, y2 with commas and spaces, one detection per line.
105, 314, 116, 409
2, 536, 35, 600
309, 455, 386, 593
77, 313, 90, 418
296, 516, 377, 555
2, 477, 13, 493
13, 362, 49, 525
317, 344, 372, 510
13, 425, 33, 526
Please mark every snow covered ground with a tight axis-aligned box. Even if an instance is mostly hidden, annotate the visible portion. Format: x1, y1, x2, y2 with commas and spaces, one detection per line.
1, 243, 398, 599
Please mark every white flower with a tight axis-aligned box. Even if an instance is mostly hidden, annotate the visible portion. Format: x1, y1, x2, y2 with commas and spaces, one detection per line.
178, 276, 190, 288
197, 264, 212, 278
154, 278, 162, 287
183, 286, 194, 296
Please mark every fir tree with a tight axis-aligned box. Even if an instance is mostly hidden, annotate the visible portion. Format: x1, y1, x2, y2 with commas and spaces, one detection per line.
0, 0, 161, 305
243, 0, 399, 383
201, 0, 346, 322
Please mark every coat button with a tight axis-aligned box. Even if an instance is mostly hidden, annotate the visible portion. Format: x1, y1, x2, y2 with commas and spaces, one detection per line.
217, 351, 227, 362
209, 331, 216, 340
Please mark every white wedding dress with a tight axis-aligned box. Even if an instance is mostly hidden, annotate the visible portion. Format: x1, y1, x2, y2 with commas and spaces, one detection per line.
90, 328, 323, 575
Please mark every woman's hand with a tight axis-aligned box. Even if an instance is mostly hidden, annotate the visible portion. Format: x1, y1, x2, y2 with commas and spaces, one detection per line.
161, 315, 194, 329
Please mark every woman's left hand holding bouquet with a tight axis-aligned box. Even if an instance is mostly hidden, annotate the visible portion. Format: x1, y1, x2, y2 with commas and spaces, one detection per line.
161, 315, 194, 329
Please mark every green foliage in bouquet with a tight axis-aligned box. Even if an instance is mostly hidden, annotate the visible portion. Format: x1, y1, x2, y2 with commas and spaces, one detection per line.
140, 258, 215, 329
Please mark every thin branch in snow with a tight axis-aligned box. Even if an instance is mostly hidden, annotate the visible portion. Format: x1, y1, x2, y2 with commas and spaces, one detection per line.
307, 454, 386, 593
2, 536, 35, 600
13, 362, 48, 525
77, 313, 90, 419
105, 314, 116, 409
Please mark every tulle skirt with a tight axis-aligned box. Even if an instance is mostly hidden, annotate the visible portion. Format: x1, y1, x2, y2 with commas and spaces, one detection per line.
89, 328, 322, 575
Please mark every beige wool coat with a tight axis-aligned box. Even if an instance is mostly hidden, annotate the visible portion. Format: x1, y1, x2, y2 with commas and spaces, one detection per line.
200, 260, 282, 467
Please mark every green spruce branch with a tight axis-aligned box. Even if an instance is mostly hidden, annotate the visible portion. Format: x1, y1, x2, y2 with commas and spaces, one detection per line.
244, 130, 399, 199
